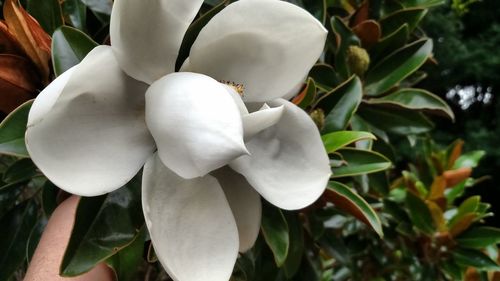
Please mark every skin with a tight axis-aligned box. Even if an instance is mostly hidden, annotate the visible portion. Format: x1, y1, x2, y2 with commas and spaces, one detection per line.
24, 196, 115, 281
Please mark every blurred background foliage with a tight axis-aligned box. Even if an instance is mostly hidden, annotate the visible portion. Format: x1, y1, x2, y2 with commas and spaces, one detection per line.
0, 0, 499, 280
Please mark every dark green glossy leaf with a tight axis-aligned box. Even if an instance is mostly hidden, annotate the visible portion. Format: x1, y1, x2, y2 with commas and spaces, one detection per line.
42, 180, 58, 216
456, 227, 500, 249
322, 131, 376, 153
405, 192, 435, 234
176, 1, 227, 70
330, 17, 361, 79
261, 203, 289, 267
81, 0, 112, 15
27, 0, 63, 34
60, 175, 144, 276
0, 186, 22, 219
402, 0, 445, 8
453, 151, 486, 169
283, 212, 304, 278
2, 158, 38, 186
26, 217, 47, 262
368, 171, 390, 196
370, 24, 409, 63
292, 78, 316, 109
288, 0, 327, 23
380, 8, 427, 36
52, 26, 98, 76
441, 259, 464, 281
308, 63, 339, 91
106, 226, 146, 281
332, 148, 392, 177
452, 248, 500, 271
318, 76, 363, 133
0, 200, 38, 280
0, 100, 32, 157
367, 88, 454, 120
326, 181, 383, 236
357, 105, 434, 135
63, 0, 87, 30
365, 39, 433, 96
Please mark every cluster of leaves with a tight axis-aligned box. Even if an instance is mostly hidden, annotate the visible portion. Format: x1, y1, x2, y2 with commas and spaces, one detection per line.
0, 0, 498, 281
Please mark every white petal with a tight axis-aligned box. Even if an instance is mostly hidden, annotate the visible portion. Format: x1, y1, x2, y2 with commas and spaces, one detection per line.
142, 154, 238, 281
145, 72, 248, 179
26, 46, 155, 196
243, 104, 284, 140
189, 0, 327, 102
27, 67, 76, 126
110, 0, 204, 84
212, 167, 261, 252
230, 99, 331, 210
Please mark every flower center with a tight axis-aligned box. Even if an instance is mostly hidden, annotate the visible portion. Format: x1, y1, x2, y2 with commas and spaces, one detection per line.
221, 80, 245, 96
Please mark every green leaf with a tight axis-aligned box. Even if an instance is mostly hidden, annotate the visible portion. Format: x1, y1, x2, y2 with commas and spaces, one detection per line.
330, 17, 360, 79
357, 105, 434, 135
176, 0, 227, 70
449, 196, 480, 229
26, 217, 47, 262
318, 76, 363, 133
402, 0, 445, 8
322, 131, 376, 153
365, 39, 433, 96
2, 158, 38, 186
292, 78, 316, 109
80, 0, 112, 15
453, 151, 486, 169
282, 212, 304, 278
308, 63, 339, 91
326, 181, 383, 237
106, 226, 146, 281
52, 26, 98, 76
42, 180, 58, 216
60, 175, 144, 276
370, 24, 410, 63
27, 0, 63, 34
380, 8, 427, 36
0, 187, 22, 219
63, 0, 87, 30
367, 88, 454, 120
452, 248, 500, 271
261, 203, 289, 267
441, 259, 464, 281
0, 200, 38, 280
405, 192, 435, 234
456, 227, 500, 249
0, 100, 32, 158
332, 148, 392, 177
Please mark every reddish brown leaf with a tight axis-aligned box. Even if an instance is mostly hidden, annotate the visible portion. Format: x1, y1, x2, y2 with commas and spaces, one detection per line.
291, 83, 307, 105
450, 213, 476, 237
322, 187, 371, 227
0, 54, 40, 113
426, 200, 447, 232
0, 21, 25, 55
428, 176, 446, 200
444, 167, 472, 187
352, 20, 381, 49
351, 1, 369, 26
3, 0, 51, 83
447, 139, 464, 169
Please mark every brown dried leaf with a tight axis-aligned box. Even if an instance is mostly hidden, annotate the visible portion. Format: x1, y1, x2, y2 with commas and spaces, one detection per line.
352, 20, 381, 49
0, 54, 40, 113
3, 0, 51, 83
0, 20, 25, 55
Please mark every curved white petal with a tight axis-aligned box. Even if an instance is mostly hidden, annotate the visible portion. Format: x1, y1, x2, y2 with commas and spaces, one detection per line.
189, 0, 327, 102
142, 154, 239, 281
243, 104, 284, 140
27, 67, 76, 126
212, 167, 261, 252
110, 0, 204, 84
26, 46, 155, 196
230, 99, 331, 210
145, 72, 248, 179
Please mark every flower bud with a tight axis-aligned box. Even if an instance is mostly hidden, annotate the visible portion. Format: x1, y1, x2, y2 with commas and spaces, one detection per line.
346, 45, 370, 77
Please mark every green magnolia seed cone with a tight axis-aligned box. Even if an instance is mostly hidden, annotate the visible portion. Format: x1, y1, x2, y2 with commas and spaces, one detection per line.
310, 108, 325, 131
346, 45, 370, 77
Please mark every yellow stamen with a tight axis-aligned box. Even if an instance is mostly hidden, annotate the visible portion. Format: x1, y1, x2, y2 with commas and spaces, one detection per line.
221, 80, 245, 96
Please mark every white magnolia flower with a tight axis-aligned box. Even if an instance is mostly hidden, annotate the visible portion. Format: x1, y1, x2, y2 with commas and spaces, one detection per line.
25, 0, 331, 280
